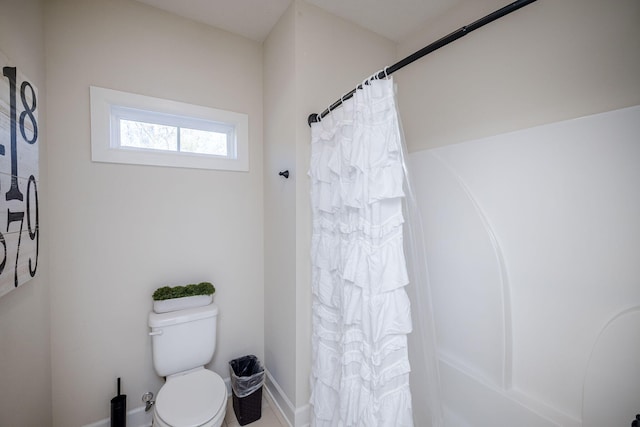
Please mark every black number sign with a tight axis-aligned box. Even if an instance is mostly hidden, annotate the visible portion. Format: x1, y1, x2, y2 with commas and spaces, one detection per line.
0, 55, 40, 297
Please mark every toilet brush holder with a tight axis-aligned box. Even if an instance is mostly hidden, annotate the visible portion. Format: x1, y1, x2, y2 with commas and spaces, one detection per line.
111, 378, 126, 427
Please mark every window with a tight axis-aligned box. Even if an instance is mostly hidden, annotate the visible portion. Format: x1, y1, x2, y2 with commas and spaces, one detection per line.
90, 86, 248, 171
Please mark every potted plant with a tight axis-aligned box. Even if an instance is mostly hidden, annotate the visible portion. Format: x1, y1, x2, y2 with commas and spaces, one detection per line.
152, 281, 215, 313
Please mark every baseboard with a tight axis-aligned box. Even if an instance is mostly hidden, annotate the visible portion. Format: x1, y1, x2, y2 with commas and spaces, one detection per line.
82, 377, 234, 427
84, 372, 309, 427
82, 405, 152, 427
264, 369, 310, 427
294, 402, 311, 427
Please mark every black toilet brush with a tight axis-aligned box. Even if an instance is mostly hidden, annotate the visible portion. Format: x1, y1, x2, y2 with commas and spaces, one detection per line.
111, 377, 126, 427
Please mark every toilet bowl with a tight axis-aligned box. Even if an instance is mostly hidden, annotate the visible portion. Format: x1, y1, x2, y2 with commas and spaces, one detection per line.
148, 303, 226, 427
153, 368, 227, 427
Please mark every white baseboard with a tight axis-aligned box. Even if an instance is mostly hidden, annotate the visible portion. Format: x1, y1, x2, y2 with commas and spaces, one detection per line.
82, 405, 152, 427
295, 403, 310, 427
264, 369, 310, 427
84, 371, 309, 427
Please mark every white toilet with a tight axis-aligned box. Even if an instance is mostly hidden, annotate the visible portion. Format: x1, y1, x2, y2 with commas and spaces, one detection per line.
149, 303, 227, 427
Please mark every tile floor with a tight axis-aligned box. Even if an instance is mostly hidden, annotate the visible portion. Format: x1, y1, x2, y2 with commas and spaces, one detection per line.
223, 392, 288, 427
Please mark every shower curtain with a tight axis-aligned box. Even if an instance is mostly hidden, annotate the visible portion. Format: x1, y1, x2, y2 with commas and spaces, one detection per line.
309, 76, 441, 426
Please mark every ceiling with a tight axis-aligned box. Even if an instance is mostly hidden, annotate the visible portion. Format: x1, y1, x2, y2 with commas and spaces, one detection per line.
135, 0, 463, 43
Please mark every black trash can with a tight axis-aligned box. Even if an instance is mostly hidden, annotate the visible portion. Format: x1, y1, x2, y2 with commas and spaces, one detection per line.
229, 355, 265, 426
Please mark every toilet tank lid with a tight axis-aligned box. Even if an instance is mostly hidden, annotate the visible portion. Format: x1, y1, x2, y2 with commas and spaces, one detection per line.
149, 303, 218, 328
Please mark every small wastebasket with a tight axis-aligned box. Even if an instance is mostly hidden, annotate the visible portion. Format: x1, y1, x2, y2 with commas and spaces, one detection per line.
229, 355, 265, 426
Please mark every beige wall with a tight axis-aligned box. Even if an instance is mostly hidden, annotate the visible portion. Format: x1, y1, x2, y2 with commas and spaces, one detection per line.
294, 0, 397, 408
0, 0, 52, 426
44, 0, 264, 425
263, 1, 396, 424
396, 0, 640, 152
264, 2, 298, 408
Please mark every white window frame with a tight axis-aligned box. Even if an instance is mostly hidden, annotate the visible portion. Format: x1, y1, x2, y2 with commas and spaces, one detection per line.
90, 86, 249, 171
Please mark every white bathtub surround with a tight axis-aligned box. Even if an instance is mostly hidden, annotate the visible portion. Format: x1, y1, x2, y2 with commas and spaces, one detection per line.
409, 105, 640, 426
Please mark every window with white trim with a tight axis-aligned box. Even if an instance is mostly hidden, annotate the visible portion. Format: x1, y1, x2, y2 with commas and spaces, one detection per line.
90, 86, 248, 171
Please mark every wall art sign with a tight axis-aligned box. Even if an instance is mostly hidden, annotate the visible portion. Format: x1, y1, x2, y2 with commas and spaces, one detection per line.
0, 51, 39, 299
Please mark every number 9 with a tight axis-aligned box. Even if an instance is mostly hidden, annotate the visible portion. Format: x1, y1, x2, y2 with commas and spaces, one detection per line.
26, 175, 39, 276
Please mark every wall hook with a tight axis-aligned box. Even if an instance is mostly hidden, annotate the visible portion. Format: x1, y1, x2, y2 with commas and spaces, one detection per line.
279, 170, 289, 179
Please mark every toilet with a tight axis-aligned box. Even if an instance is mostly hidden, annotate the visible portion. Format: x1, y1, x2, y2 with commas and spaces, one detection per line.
149, 302, 227, 427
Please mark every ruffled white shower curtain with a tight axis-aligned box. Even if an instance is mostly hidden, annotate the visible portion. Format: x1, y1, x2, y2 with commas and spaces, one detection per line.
309, 76, 437, 427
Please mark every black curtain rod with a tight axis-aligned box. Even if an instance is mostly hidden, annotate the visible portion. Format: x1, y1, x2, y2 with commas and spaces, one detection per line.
307, 0, 538, 126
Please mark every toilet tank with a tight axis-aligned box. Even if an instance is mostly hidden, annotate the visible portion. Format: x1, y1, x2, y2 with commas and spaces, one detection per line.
148, 303, 218, 377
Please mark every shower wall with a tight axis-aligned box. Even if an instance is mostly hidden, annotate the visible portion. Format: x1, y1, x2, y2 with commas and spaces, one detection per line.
409, 105, 640, 426
395, 1, 640, 424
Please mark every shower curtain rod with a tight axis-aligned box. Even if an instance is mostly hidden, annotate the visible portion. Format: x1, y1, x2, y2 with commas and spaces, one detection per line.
307, 0, 538, 126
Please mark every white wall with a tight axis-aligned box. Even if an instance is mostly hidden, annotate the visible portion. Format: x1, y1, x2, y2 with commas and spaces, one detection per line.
44, 1, 264, 425
0, 0, 52, 425
396, 0, 640, 425
410, 105, 640, 426
263, 2, 396, 424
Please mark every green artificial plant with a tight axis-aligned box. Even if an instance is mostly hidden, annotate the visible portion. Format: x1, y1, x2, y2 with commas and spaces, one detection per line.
152, 282, 215, 301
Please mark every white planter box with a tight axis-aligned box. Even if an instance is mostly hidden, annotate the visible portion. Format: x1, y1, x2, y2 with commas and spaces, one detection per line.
153, 294, 213, 313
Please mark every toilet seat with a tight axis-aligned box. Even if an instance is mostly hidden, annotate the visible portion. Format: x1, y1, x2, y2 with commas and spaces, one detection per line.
154, 369, 227, 427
